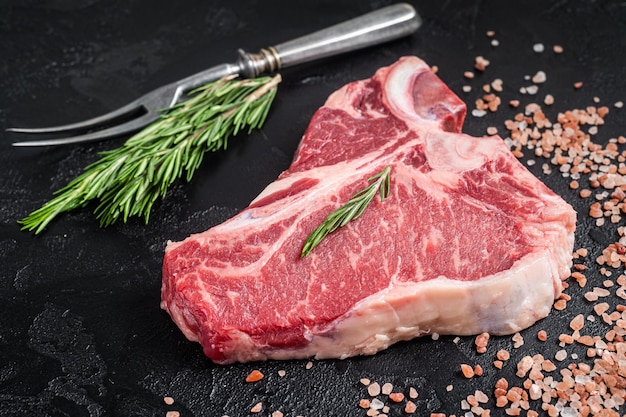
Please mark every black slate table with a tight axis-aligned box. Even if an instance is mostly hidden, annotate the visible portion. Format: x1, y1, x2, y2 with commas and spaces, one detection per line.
1, 1, 626, 416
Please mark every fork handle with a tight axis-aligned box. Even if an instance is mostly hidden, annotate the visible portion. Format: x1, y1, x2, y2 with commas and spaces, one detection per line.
238, 3, 421, 78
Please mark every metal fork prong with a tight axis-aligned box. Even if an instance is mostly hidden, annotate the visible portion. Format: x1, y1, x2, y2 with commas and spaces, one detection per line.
11, 112, 159, 147
7, 98, 146, 135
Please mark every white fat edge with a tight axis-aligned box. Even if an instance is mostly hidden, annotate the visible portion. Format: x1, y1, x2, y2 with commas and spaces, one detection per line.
213, 248, 563, 362
326, 248, 558, 350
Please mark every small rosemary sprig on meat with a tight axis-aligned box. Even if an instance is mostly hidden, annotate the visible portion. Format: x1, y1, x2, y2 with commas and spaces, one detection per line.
301, 166, 391, 257
19, 74, 281, 234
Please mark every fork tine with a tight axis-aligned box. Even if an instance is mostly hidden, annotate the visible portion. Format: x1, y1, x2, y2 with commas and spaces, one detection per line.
11, 112, 159, 147
7, 99, 145, 135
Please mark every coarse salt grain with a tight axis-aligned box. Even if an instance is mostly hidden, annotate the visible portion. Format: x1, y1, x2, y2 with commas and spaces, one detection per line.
497, 349, 510, 361
544, 94, 554, 105
460, 399, 470, 410
251, 402, 263, 413
474, 56, 490, 71
593, 287, 611, 297
367, 382, 381, 397
245, 369, 264, 382
475, 332, 490, 354
389, 392, 404, 402
555, 349, 568, 361
533, 43, 545, 53
516, 355, 534, 377
475, 390, 488, 403
370, 398, 384, 410
526, 85, 539, 95
381, 382, 393, 395
532, 71, 547, 84
460, 364, 475, 378
570, 314, 585, 331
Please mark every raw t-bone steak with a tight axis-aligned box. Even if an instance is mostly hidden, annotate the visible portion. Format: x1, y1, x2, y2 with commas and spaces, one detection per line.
161, 56, 576, 364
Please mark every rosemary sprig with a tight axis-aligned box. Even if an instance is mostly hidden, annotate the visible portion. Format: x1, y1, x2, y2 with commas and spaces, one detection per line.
19, 74, 281, 234
301, 166, 391, 257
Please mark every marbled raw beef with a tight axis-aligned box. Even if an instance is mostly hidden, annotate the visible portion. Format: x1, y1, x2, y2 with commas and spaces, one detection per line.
161, 56, 576, 364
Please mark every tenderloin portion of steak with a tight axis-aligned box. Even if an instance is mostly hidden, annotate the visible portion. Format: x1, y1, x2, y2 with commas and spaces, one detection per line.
161, 56, 576, 364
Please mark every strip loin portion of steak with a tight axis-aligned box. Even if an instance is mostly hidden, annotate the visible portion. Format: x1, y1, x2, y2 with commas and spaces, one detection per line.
161, 56, 576, 364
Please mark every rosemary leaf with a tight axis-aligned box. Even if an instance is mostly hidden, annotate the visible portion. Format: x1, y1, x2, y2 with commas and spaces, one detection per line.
19, 74, 281, 234
301, 166, 392, 257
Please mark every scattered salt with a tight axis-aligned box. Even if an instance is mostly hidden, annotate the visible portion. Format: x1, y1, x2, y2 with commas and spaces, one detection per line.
526, 85, 539, 95
532, 70, 547, 83
368, 382, 381, 397
555, 349, 568, 361
370, 398, 384, 410
381, 382, 393, 395
460, 399, 470, 410
561, 407, 578, 417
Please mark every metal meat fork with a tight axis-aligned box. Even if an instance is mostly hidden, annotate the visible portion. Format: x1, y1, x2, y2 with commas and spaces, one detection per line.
9, 4, 421, 147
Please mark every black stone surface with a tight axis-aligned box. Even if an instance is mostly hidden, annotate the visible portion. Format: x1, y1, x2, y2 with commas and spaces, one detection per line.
1, 1, 626, 416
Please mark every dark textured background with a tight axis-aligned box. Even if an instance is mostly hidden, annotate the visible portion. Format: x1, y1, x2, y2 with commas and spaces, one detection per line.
1, 1, 626, 416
